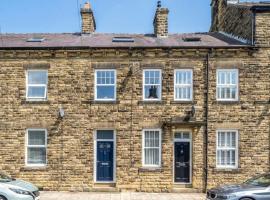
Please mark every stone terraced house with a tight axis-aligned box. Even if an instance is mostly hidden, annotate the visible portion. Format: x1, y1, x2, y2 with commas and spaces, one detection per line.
0, 0, 270, 193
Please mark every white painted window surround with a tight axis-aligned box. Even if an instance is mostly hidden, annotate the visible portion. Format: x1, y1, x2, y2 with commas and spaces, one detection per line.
143, 69, 162, 101
95, 69, 116, 101
142, 129, 162, 167
174, 69, 193, 101
26, 70, 48, 100
216, 69, 239, 101
26, 129, 47, 167
216, 130, 238, 169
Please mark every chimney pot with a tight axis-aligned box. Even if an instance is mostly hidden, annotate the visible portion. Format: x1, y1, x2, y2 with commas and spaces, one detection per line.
157, 1, 161, 8
84, 2, 91, 9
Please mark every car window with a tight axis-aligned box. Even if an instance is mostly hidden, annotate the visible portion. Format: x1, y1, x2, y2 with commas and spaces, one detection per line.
0, 173, 12, 182
245, 174, 270, 187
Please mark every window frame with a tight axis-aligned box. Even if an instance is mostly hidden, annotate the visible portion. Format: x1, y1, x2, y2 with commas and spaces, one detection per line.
142, 129, 162, 168
174, 69, 193, 101
216, 69, 239, 101
26, 69, 48, 101
25, 128, 47, 167
143, 69, 162, 101
216, 129, 239, 169
94, 69, 117, 101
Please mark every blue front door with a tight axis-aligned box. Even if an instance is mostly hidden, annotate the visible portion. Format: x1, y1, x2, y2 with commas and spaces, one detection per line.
96, 141, 114, 181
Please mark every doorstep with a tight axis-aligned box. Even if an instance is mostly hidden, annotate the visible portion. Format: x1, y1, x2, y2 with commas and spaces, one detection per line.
172, 184, 201, 193
92, 183, 119, 192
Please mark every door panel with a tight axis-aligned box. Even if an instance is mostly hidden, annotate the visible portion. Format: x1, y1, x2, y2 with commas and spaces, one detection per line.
96, 141, 114, 181
174, 142, 190, 183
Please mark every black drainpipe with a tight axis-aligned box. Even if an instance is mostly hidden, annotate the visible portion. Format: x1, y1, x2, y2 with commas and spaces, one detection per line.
204, 49, 211, 192
251, 11, 256, 46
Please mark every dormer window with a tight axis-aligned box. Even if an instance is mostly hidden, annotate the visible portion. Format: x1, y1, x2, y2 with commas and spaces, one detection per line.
143, 69, 162, 101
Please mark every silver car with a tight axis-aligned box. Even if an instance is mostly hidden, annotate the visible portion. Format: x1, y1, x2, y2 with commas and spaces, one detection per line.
0, 173, 40, 200
207, 173, 270, 200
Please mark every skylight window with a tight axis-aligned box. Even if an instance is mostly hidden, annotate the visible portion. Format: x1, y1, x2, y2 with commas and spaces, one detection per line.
183, 37, 201, 42
27, 37, 45, 42
112, 37, 134, 43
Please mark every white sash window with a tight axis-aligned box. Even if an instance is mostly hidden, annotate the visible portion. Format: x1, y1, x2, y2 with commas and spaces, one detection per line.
174, 69, 193, 101
26, 70, 48, 100
216, 130, 238, 169
142, 129, 161, 167
26, 129, 47, 166
217, 69, 238, 101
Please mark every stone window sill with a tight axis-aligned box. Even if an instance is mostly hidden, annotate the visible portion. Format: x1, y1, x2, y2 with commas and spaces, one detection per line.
170, 101, 194, 104
214, 168, 241, 173
21, 100, 50, 105
90, 100, 120, 104
215, 100, 240, 105
138, 167, 163, 172
21, 166, 48, 171
138, 101, 165, 105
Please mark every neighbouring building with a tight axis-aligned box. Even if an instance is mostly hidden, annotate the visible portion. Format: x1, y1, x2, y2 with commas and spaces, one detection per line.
0, 0, 270, 193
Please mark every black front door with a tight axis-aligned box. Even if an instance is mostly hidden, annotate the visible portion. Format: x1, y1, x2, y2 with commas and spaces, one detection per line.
96, 141, 114, 181
174, 142, 190, 183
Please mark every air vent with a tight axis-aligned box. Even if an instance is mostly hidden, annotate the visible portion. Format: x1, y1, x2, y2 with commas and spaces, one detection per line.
112, 37, 134, 43
27, 37, 45, 42
183, 37, 201, 42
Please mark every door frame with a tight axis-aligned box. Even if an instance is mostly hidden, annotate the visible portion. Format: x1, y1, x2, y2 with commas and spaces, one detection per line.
173, 130, 192, 185
94, 129, 116, 183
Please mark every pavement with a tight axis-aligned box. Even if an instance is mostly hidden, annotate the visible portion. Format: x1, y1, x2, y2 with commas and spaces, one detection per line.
40, 191, 205, 200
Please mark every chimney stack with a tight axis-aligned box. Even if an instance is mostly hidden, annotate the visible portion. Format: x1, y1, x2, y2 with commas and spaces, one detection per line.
153, 1, 169, 37
80, 2, 96, 34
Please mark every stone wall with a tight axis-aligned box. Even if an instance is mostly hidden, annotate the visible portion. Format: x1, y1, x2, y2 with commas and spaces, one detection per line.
0, 47, 269, 192
255, 12, 270, 46
211, 0, 253, 42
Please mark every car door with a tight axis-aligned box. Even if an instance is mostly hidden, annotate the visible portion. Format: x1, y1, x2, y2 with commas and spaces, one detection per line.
251, 187, 270, 200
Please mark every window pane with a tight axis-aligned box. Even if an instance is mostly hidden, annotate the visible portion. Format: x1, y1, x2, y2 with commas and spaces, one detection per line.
28, 130, 46, 145
231, 150, 236, 165
221, 150, 225, 165
96, 130, 114, 140
96, 70, 115, 84
231, 132, 236, 147
145, 131, 159, 148
226, 72, 231, 84
175, 133, 182, 139
219, 132, 225, 147
27, 86, 46, 98
226, 132, 231, 147
144, 149, 159, 165
183, 132, 190, 139
144, 85, 160, 99
231, 87, 236, 99
27, 147, 46, 164
97, 86, 115, 99
28, 71, 47, 84
231, 72, 237, 84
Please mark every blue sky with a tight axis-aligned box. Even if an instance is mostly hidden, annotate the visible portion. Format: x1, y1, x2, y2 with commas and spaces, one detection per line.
0, 0, 262, 34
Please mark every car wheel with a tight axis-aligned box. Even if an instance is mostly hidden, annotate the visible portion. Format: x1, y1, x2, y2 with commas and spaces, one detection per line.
240, 198, 254, 200
0, 195, 7, 200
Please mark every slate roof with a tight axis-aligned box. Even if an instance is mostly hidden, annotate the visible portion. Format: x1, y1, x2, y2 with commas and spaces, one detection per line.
0, 32, 250, 49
